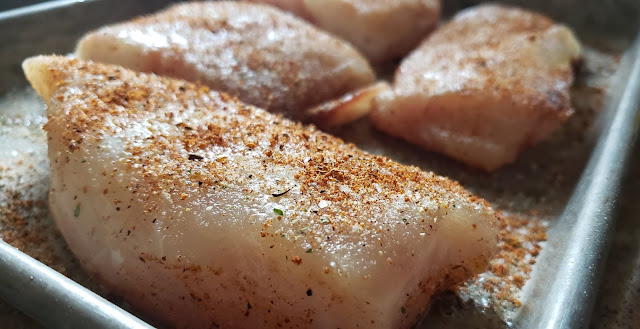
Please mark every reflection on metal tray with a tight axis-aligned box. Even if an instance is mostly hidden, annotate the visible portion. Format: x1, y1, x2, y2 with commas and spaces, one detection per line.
0, 1, 48, 12
0, 0, 639, 328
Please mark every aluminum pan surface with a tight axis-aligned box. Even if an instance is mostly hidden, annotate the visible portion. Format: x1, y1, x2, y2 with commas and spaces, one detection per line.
514, 37, 640, 328
0, 1, 638, 328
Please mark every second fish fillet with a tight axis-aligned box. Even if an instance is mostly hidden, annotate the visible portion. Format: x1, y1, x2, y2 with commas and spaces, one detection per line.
75, 1, 376, 125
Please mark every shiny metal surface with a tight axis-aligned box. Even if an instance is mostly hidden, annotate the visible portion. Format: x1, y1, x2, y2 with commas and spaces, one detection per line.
0, 1, 639, 328
0, 0, 50, 12
0, 240, 154, 329
0, 0, 172, 92
514, 36, 640, 328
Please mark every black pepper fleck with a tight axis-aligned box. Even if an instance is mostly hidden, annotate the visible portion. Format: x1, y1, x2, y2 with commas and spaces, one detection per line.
188, 154, 204, 161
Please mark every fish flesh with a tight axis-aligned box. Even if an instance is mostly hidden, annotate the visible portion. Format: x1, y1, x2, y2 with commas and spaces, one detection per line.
306, 81, 390, 130
371, 4, 581, 171
25, 55, 499, 328
248, 0, 441, 63
75, 1, 375, 125
23, 55, 499, 329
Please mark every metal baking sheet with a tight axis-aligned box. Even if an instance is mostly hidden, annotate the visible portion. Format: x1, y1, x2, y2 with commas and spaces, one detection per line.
0, 1, 639, 328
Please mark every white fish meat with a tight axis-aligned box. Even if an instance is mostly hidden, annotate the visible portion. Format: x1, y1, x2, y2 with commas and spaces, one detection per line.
23, 55, 499, 329
248, 0, 441, 63
306, 82, 390, 130
75, 1, 375, 125
371, 4, 581, 171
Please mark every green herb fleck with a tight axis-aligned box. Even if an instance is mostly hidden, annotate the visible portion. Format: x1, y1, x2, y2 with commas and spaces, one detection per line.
320, 218, 330, 224
297, 225, 312, 235
74, 205, 80, 217
273, 208, 284, 216
403, 218, 408, 225
452, 204, 456, 208
81, 159, 87, 163
306, 248, 313, 253
401, 306, 406, 314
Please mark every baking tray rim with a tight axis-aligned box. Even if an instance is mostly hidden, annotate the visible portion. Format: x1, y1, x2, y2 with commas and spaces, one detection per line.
0, 1, 639, 328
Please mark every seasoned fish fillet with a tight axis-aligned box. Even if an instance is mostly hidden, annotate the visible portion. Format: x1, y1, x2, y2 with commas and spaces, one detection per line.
23, 55, 499, 329
249, 0, 441, 63
75, 1, 375, 124
371, 4, 581, 171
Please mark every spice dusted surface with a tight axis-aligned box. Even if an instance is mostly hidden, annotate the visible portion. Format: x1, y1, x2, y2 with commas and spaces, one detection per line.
21, 55, 501, 329
370, 4, 581, 172
0, 88, 99, 282
0, 45, 626, 328
334, 46, 620, 326
0, 88, 100, 329
74, 1, 376, 123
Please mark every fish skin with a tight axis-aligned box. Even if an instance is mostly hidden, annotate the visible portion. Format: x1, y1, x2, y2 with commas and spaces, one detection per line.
371, 4, 581, 172
23, 55, 499, 329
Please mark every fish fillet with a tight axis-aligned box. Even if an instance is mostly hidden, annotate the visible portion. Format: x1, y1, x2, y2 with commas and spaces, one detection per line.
371, 4, 581, 171
75, 1, 375, 124
23, 55, 499, 329
249, 0, 441, 63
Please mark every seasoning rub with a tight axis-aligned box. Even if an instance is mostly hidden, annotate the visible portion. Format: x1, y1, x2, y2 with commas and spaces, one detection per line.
371, 4, 581, 171
23, 56, 499, 329
75, 1, 376, 126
